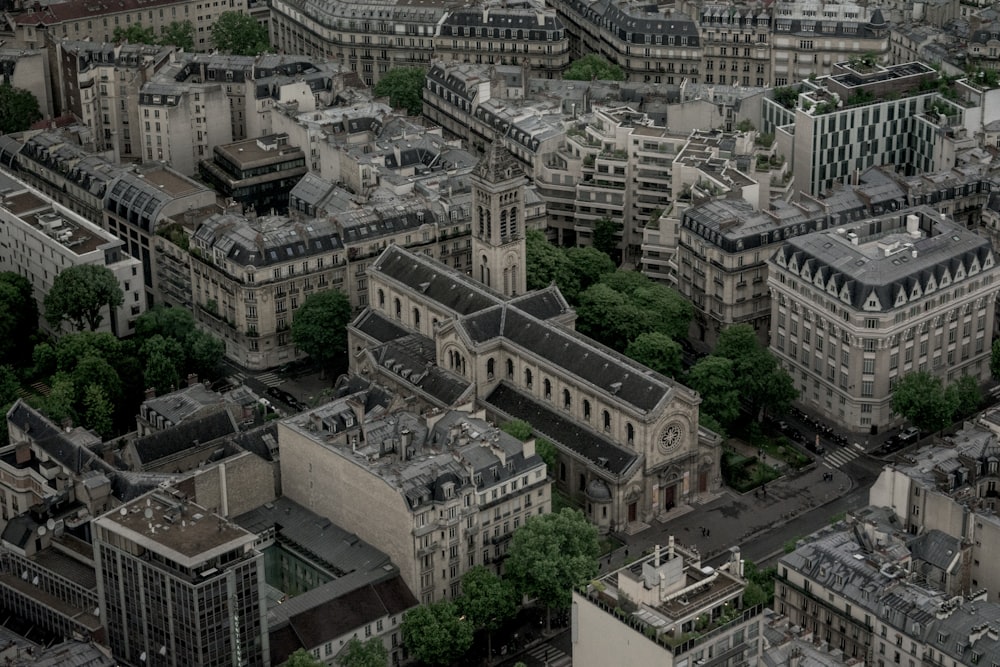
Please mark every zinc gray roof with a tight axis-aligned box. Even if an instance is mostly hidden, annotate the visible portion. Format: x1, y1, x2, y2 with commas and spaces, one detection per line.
908, 529, 961, 573
772, 210, 994, 312
372, 244, 500, 315
373, 334, 471, 406
484, 382, 638, 476
235, 496, 391, 578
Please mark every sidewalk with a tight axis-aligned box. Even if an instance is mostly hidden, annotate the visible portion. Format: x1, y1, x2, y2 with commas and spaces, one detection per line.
600, 447, 853, 572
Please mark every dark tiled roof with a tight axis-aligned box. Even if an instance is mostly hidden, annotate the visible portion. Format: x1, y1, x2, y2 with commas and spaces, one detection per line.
287, 577, 417, 650
462, 307, 673, 412
374, 335, 471, 406
268, 623, 303, 665
484, 383, 638, 475
231, 423, 279, 462
372, 245, 499, 316
351, 309, 410, 344
7, 400, 108, 475
510, 287, 571, 320
133, 409, 236, 466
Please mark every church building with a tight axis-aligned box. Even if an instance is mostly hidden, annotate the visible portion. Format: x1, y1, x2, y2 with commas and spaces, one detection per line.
347, 140, 722, 533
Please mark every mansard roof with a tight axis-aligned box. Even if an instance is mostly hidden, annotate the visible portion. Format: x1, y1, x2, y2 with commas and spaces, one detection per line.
770, 213, 994, 312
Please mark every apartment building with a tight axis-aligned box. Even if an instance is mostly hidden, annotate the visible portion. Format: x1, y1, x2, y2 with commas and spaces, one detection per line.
869, 413, 1000, 602
235, 497, 417, 665
433, 6, 570, 76
775, 517, 943, 663
573, 541, 764, 667
0, 171, 146, 336
56, 41, 174, 161
0, 47, 52, 118
198, 133, 307, 215
93, 489, 268, 666
767, 208, 999, 433
548, 0, 702, 84
762, 61, 981, 197
134, 52, 346, 174
278, 398, 550, 604
6, 0, 248, 52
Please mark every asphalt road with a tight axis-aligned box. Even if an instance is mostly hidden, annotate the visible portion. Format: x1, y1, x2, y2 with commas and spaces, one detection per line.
709, 452, 884, 568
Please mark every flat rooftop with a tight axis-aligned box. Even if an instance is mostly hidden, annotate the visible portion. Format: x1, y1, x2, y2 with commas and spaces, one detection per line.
21, 209, 109, 256
137, 166, 206, 197
215, 134, 304, 168
98, 491, 254, 562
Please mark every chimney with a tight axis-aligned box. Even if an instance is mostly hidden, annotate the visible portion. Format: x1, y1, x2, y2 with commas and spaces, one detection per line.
668, 535, 675, 559
654, 544, 661, 566
145, 387, 156, 400
906, 213, 920, 239
15, 444, 31, 465
186, 373, 198, 387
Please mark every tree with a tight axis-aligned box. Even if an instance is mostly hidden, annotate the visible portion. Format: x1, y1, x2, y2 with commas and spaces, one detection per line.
159, 20, 195, 50
187, 332, 224, 380
892, 371, 957, 434
625, 332, 682, 378
714, 324, 797, 421
0, 366, 19, 407
40, 374, 76, 427
457, 566, 517, 662
991, 338, 1000, 379
374, 67, 425, 116
575, 283, 646, 350
535, 437, 558, 475
335, 637, 388, 667
686, 356, 741, 427
0, 83, 42, 134
211, 11, 270, 55
401, 600, 473, 666
82, 383, 114, 438
113, 23, 156, 44
501, 419, 533, 441
949, 374, 982, 420
141, 335, 185, 394
526, 230, 570, 292
591, 217, 622, 258
45, 265, 123, 332
135, 306, 224, 380
291, 290, 353, 376
284, 649, 323, 667
563, 246, 616, 302
505, 508, 599, 631
0, 272, 38, 366
72, 354, 123, 405
564, 54, 625, 81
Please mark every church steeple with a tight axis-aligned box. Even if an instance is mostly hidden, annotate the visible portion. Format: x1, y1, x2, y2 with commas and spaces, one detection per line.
470, 137, 527, 297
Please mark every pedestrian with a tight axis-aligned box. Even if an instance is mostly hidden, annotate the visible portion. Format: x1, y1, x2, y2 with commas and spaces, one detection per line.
706, 528, 710, 537
625, 548, 629, 557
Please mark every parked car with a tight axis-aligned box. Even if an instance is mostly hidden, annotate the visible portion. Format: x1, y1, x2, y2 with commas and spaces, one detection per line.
267, 386, 307, 412
898, 427, 920, 443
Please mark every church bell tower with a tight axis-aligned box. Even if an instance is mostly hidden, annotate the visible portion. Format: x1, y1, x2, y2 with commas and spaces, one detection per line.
470, 137, 527, 297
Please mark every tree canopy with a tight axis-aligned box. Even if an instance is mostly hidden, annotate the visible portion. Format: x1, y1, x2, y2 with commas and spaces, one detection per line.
112, 24, 156, 44
401, 600, 473, 666
135, 306, 224, 381
625, 332, 683, 379
457, 566, 517, 659
524, 230, 616, 303
505, 508, 599, 630
335, 637, 388, 667
564, 54, 625, 81
211, 12, 270, 55
374, 68, 425, 116
592, 217, 623, 258
0, 83, 42, 134
45, 265, 124, 332
685, 355, 741, 428
891, 371, 975, 434
575, 271, 692, 351
113, 21, 195, 50
291, 290, 353, 374
284, 649, 323, 667
0, 272, 38, 367
712, 324, 797, 421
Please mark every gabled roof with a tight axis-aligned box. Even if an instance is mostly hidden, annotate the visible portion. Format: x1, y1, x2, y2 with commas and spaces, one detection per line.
7, 400, 108, 476
484, 383, 638, 476
133, 408, 236, 467
372, 244, 499, 316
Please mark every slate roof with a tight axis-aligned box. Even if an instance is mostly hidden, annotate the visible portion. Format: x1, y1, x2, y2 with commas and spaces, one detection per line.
351, 309, 410, 345
931, 601, 1000, 664
6, 400, 109, 476
908, 529, 961, 572
484, 382, 638, 476
771, 211, 994, 312
133, 408, 236, 466
372, 244, 500, 315
235, 497, 390, 577
460, 305, 674, 413
283, 577, 417, 656
373, 335, 471, 406
231, 423, 279, 462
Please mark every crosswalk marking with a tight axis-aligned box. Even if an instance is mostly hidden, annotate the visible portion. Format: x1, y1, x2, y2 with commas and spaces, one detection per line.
256, 372, 285, 388
525, 643, 570, 666
823, 447, 861, 469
